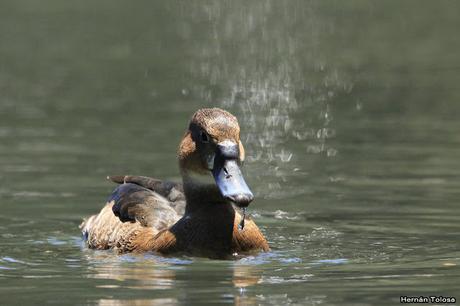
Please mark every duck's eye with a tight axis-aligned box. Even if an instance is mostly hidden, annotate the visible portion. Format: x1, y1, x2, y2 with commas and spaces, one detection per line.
200, 131, 209, 143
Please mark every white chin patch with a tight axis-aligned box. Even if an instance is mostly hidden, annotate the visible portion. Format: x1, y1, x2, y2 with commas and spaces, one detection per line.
187, 171, 216, 186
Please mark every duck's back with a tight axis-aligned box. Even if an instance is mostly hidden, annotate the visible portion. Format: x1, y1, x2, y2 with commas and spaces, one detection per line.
80, 176, 185, 252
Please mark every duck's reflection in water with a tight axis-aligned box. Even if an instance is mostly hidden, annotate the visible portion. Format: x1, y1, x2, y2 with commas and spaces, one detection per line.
232, 263, 261, 288
84, 252, 263, 306
84, 252, 178, 290
232, 264, 262, 306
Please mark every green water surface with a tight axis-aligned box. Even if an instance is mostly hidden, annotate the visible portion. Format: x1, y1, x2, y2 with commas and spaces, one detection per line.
0, 1, 459, 305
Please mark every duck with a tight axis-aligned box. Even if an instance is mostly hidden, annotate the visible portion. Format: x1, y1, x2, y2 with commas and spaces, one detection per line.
80, 108, 269, 258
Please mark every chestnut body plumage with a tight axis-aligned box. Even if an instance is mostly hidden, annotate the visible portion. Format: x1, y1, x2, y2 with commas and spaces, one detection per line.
80, 108, 269, 258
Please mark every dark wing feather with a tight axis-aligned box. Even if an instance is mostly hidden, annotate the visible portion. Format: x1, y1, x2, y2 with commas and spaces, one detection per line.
108, 182, 181, 230
108, 175, 185, 214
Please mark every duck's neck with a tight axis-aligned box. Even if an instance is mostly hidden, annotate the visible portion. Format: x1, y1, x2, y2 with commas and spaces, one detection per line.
177, 172, 241, 258
181, 172, 233, 214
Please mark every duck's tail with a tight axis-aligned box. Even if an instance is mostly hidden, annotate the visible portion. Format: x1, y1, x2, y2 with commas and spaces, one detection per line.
79, 215, 96, 242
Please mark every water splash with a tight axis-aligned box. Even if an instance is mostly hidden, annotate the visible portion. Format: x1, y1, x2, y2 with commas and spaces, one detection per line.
178, 1, 353, 198
238, 207, 246, 231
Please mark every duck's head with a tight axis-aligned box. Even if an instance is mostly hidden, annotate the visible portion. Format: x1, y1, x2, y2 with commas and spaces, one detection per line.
178, 108, 253, 208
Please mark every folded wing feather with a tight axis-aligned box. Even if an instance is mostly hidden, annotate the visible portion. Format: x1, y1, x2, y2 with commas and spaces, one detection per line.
80, 176, 184, 252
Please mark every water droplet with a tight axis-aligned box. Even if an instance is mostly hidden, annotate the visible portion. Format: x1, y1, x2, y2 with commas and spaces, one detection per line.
238, 208, 246, 231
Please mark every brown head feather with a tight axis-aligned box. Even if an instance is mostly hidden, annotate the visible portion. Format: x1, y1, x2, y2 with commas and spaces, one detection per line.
178, 108, 243, 174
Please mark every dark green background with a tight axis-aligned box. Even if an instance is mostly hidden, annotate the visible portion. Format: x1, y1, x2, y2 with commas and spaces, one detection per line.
0, 1, 459, 305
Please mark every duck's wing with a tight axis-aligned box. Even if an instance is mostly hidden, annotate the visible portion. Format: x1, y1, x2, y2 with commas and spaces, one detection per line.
80, 177, 184, 253
108, 175, 185, 216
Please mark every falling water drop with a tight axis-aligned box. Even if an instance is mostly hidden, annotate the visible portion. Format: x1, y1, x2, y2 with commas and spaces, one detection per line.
238, 208, 246, 231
